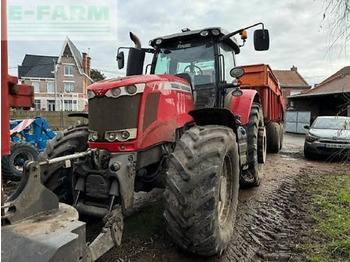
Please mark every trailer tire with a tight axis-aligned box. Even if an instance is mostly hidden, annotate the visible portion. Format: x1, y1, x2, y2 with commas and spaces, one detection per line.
267, 122, 280, 153
241, 103, 265, 187
38, 125, 89, 204
279, 123, 284, 150
164, 125, 239, 256
1, 142, 39, 181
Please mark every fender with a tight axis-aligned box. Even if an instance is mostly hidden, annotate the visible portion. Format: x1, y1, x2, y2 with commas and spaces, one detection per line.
189, 108, 238, 132
225, 89, 260, 125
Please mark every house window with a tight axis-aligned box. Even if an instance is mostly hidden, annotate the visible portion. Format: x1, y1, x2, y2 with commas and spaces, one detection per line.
64, 65, 74, 76
290, 91, 301, 96
47, 81, 55, 93
64, 82, 75, 93
64, 100, 77, 111
32, 81, 40, 92
34, 99, 41, 110
48, 100, 55, 111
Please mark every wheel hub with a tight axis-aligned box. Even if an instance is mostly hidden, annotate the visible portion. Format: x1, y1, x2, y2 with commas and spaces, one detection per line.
218, 155, 233, 227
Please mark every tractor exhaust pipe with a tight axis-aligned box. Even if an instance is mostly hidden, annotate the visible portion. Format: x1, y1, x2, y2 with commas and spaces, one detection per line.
129, 32, 141, 49
126, 32, 145, 76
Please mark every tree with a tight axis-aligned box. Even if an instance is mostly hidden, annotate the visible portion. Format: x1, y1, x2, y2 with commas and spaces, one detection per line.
90, 69, 107, 82
321, 0, 350, 48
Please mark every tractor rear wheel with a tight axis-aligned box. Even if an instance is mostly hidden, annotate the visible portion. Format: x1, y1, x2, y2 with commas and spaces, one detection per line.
267, 122, 281, 153
38, 125, 89, 204
164, 125, 240, 256
240, 103, 265, 187
1, 142, 39, 181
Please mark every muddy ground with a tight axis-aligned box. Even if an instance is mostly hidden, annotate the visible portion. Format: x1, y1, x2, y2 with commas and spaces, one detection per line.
3, 133, 349, 261
94, 133, 349, 262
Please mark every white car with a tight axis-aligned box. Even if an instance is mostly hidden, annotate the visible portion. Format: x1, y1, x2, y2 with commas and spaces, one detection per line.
304, 116, 350, 159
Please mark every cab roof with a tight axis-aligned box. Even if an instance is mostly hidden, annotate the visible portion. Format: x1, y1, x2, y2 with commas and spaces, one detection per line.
149, 27, 240, 54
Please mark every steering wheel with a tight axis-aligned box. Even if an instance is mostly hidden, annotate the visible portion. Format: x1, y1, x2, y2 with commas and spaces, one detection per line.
184, 65, 203, 75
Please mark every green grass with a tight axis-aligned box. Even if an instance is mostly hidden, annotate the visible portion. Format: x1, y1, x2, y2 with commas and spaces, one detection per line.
304, 174, 350, 262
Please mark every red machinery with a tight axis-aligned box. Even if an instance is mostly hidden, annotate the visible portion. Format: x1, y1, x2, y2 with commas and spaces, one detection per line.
2, 17, 285, 260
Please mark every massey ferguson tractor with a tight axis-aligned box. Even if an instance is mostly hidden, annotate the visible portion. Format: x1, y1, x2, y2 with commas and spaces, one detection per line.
2, 21, 284, 261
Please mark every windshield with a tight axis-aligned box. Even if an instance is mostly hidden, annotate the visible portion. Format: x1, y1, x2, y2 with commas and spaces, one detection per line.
154, 44, 216, 86
312, 117, 350, 130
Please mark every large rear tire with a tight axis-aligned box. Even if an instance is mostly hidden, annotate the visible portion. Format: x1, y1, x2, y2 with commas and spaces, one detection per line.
267, 122, 281, 153
38, 125, 89, 204
241, 103, 265, 187
1, 142, 39, 181
164, 125, 240, 256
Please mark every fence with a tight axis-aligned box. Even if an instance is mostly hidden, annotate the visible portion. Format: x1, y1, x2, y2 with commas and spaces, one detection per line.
10, 110, 88, 131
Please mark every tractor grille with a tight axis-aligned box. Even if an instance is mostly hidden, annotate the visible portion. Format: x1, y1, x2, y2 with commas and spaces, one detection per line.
89, 95, 142, 141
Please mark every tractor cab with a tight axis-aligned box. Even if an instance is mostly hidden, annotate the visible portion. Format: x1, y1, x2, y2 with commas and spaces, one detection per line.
149, 28, 238, 108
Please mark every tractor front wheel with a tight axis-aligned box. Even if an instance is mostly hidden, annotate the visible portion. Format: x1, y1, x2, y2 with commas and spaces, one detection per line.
164, 125, 240, 256
1, 142, 39, 181
38, 125, 89, 204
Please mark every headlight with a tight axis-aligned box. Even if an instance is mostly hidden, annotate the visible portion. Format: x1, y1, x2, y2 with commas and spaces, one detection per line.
105, 131, 118, 142
87, 90, 95, 99
88, 130, 98, 141
305, 133, 319, 142
104, 129, 137, 142
211, 29, 220, 36
105, 88, 121, 98
120, 131, 130, 139
126, 85, 137, 94
200, 30, 209, 37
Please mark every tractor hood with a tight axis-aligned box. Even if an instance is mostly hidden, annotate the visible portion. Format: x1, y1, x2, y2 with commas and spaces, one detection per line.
88, 74, 191, 96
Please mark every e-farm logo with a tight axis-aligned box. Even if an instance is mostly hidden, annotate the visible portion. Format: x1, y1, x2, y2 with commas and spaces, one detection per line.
7, 1, 117, 40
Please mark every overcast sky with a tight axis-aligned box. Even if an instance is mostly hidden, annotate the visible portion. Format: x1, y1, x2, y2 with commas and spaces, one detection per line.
7, 0, 350, 86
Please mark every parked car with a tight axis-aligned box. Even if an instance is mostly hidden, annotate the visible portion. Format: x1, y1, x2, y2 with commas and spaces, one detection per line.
304, 116, 350, 159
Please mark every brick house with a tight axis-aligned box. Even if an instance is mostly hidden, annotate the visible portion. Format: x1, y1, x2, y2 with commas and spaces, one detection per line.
18, 37, 92, 111
272, 66, 311, 107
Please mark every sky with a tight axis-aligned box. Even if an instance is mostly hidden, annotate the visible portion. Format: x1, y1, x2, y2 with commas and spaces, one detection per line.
6, 0, 350, 86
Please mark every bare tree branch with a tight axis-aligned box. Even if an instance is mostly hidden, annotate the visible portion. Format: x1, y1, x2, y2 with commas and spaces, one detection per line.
321, 0, 350, 53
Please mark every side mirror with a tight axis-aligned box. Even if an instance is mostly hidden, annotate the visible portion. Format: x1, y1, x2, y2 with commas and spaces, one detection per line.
230, 67, 245, 78
304, 125, 310, 130
117, 51, 124, 69
254, 29, 269, 51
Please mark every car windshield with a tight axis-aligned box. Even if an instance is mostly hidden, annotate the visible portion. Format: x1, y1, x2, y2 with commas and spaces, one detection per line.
154, 44, 216, 86
312, 117, 350, 130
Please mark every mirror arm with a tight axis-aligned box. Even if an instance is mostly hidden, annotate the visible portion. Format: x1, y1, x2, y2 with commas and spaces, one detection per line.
117, 47, 154, 57
220, 22, 265, 42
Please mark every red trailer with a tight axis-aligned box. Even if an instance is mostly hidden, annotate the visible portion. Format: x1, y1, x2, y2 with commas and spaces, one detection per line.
240, 64, 285, 152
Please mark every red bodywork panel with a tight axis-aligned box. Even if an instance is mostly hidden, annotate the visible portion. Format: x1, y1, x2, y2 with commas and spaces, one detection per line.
1, 0, 34, 156
88, 74, 194, 152
229, 89, 259, 125
239, 64, 285, 125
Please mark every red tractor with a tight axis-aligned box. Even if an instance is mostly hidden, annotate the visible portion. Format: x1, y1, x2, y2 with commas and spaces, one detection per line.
38, 24, 279, 256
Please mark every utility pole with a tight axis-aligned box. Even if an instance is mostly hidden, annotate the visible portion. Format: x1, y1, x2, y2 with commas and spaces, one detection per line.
53, 59, 58, 111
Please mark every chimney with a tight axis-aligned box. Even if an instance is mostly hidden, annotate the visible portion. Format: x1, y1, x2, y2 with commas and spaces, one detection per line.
82, 52, 87, 73
291, 65, 297, 72
87, 56, 91, 76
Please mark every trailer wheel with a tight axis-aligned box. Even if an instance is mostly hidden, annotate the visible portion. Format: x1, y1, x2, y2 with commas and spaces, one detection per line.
1, 142, 39, 181
267, 122, 281, 153
38, 125, 89, 204
279, 123, 284, 150
241, 103, 265, 187
164, 125, 239, 256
